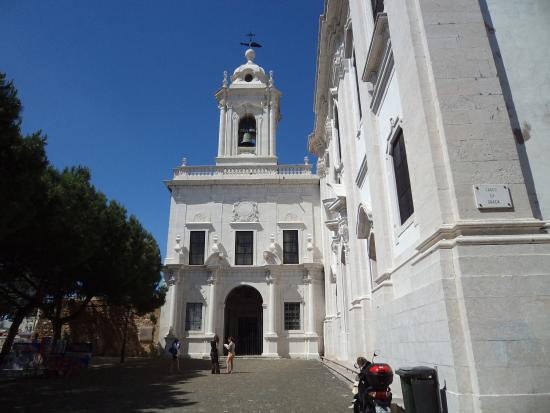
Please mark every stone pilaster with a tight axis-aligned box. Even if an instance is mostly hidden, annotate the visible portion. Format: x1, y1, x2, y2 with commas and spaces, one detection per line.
262, 268, 279, 357
206, 271, 218, 336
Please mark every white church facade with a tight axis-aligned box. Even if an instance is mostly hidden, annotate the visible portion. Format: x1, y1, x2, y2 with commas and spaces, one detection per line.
159, 49, 324, 359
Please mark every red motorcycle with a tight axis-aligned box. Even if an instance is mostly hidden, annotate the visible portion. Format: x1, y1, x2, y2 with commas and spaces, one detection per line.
353, 355, 393, 413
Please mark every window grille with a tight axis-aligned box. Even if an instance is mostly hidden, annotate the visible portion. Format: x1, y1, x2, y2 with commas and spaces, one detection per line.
284, 302, 301, 330
283, 230, 299, 264
392, 130, 414, 224
235, 231, 253, 265
189, 231, 205, 265
185, 303, 202, 331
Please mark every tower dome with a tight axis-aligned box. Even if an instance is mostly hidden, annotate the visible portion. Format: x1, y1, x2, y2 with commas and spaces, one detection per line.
231, 48, 268, 85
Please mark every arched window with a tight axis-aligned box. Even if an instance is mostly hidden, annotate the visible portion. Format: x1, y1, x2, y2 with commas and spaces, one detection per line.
368, 233, 378, 289
238, 115, 256, 147
357, 206, 372, 239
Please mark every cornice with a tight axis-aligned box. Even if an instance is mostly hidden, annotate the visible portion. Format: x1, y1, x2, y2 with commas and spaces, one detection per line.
165, 175, 319, 188
310, 0, 348, 157
416, 219, 548, 253
163, 262, 325, 276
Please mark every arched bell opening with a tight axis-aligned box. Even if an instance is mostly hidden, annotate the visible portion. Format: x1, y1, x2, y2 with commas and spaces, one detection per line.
238, 115, 257, 147
224, 285, 263, 355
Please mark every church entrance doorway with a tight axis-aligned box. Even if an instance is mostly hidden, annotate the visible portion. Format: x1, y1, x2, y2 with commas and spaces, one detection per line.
224, 285, 263, 355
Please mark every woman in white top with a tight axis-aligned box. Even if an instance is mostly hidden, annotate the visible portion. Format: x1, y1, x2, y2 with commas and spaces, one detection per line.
224, 336, 235, 373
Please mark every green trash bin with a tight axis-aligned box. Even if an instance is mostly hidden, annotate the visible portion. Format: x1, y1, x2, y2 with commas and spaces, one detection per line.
396, 366, 440, 413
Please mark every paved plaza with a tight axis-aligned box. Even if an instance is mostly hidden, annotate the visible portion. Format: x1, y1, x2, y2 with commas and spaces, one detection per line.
1, 357, 352, 412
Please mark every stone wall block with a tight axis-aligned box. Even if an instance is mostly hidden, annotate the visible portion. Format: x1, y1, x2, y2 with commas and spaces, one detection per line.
504, 339, 548, 367
470, 319, 532, 342
464, 296, 524, 322
476, 366, 536, 394
472, 340, 508, 367
425, 22, 486, 40
460, 255, 550, 277
452, 160, 524, 185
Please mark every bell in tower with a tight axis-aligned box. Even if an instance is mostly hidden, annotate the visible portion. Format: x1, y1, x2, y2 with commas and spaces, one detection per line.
215, 47, 281, 166
238, 115, 256, 147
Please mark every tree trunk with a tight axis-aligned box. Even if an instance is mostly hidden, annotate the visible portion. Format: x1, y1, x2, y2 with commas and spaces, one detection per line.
120, 308, 132, 363
51, 296, 63, 346
0, 307, 28, 365
51, 319, 62, 345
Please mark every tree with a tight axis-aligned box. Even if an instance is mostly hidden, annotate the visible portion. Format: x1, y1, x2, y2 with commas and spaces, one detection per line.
39, 189, 166, 344
0, 73, 49, 361
36, 166, 109, 343
0, 74, 165, 361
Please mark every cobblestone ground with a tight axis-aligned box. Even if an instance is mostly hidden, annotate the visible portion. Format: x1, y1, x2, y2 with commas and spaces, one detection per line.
1, 357, 352, 413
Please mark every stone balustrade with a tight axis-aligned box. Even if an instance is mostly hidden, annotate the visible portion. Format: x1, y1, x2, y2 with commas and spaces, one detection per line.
173, 164, 312, 178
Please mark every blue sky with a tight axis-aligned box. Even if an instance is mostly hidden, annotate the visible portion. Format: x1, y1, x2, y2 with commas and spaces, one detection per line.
1, 0, 322, 257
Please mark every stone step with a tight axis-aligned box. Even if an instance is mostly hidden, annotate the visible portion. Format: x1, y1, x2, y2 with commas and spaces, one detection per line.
320, 356, 358, 387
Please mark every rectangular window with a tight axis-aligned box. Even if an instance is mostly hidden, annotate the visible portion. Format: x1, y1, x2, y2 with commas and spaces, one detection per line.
353, 50, 362, 120
284, 302, 301, 330
335, 107, 342, 163
392, 130, 414, 224
283, 230, 299, 264
185, 303, 202, 331
235, 231, 253, 265
189, 231, 205, 265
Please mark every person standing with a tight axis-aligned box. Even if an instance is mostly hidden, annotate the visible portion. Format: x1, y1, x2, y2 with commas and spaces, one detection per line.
169, 338, 181, 372
224, 336, 235, 374
210, 335, 220, 374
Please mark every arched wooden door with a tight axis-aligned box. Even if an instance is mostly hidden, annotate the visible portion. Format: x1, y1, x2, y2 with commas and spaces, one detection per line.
224, 285, 263, 355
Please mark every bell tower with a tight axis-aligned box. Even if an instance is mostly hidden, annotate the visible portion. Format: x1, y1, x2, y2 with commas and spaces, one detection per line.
215, 48, 281, 165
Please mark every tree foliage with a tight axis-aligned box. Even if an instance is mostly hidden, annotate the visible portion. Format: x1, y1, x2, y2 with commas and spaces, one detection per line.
0, 73, 48, 241
0, 73, 165, 359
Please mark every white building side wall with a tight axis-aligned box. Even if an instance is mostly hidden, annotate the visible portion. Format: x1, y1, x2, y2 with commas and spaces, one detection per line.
310, 1, 550, 412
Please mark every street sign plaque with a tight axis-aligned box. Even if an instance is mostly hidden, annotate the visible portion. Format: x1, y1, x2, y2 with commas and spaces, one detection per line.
474, 184, 513, 209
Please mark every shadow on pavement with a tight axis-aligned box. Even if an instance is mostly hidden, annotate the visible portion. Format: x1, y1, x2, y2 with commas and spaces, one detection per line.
0, 357, 210, 413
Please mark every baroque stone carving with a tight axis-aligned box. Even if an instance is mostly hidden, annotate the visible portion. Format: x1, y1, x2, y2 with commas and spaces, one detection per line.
191, 213, 209, 222
199, 286, 208, 301
338, 221, 349, 243
173, 235, 183, 255
302, 269, 312, 284
283, 212, 299, 222
317, 157, 326, 178
165, 271, 176, 286
331, 238, 339, 254
263, 234, 280, 264
207, 271, 217, 285
211, 234, 220, 253
305, 234, 314, 263
232, 201, 259, 222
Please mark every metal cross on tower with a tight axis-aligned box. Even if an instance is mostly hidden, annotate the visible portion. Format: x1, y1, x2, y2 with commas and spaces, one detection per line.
240, 32, 262, 48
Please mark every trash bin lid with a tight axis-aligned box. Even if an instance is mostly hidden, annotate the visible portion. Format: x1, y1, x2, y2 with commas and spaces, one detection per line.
396, 366, 437, 379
